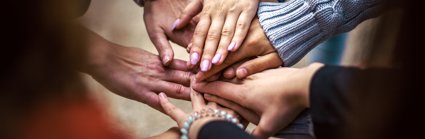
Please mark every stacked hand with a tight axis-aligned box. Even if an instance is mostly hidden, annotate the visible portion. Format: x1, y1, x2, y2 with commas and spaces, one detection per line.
143, 0, 198, 65
83, 30, 192, 112
173, 0, 260, 71
158, 78, 249, 139
193, 63, 324, 138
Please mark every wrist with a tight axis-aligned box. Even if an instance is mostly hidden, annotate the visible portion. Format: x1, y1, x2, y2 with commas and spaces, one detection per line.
81, 31, 112, 75
188, 117, 223, 139
299, 63, 324, 108
181, 108, 243, 139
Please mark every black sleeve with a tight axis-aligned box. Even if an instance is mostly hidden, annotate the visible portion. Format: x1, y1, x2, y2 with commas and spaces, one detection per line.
198, 121, 255, 139
310, 65, 400, 139
76, 0, 91, 17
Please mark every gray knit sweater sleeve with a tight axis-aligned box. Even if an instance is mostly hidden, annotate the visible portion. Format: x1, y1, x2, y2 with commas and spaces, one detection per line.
257, 0, 381, 66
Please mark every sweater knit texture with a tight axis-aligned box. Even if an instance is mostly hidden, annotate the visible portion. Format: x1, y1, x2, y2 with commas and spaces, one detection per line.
258, 0, 381, 66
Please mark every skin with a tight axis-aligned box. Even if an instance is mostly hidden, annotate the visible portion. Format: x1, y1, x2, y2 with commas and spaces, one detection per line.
82, 29, 192, 112
158, 77, 254, 139
174, 0, 259, 72
195, 18, 283, 81
193, 63, 324, 138
143, 0, 198, 65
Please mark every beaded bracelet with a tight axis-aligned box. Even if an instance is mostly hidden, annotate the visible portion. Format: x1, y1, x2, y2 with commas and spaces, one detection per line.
180, 108, 244, 139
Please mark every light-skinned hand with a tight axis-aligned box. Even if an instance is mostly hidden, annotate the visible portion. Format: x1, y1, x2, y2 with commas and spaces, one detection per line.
83, 30, 192, 112
173, 0, 259, 72
143, 0, 198, 66
158, 78, 252, 138
193, 63, 324, 138
195, 18, 283, 81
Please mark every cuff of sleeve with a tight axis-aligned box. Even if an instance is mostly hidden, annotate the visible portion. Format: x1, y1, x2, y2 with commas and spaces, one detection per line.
309, 65, 347, 139
134, 0, 144, 7
257, 1, 326, 66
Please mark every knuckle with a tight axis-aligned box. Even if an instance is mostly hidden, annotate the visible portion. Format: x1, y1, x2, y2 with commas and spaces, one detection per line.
194, 29, 207, 38
228, 6, 238, 14
236, 22, 247, 30
206, 31, 220, 41
173, 84, 185, 95
221, 27, 233, 37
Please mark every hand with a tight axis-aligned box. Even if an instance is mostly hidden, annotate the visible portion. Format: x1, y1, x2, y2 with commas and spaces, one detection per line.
174, 0, 259, 71
143, 0, 197, 65
145, 127, 180, 139
158, 78, 252, 139
83, 31, 192, 112
193, 63, 324, 138
196, 18, 283, 81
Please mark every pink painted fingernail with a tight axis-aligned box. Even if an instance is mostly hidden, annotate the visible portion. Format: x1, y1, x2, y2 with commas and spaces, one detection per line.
190, 52, 199, 65
171, 19, 181, 31
211, 53, 222, 64
201, 59, 210, 72
228, 41, 236, 51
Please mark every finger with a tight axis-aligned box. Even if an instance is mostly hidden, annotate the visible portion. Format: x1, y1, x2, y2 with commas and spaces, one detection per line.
195, 46, 255, 81
152, 80, 191, 100
148, 30, 174, 66
252, 103, 304, 139
201, 15, 225, 71
139, 92, 163, 112
190, 77, 206, 111
214, 12, 240, 65
186, 42, 192, 53
223, 66, 236, 79
206, 101, 219, 109
168, 58, 189, 71
164, 70, 191, 86
236, 53, 282, 79
204, 94, 260, 124
229, 11, 256, 52
173, 0, 203, 30
159, 93, 188, 126
205, 72, 220, 82
189, 16, 211, 66
192, 81, 248, 106
223, 59, 248, 79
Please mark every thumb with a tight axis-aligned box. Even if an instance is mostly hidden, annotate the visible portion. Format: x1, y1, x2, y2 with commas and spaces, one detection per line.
149, 31, 174, 66
173, 0, 202, 30
236, 53, 282, 79
251, 113, 284, 139
158, 93, 187, 127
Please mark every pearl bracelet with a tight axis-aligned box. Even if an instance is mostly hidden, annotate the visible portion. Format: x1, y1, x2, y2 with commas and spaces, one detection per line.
180, 108, 244, 139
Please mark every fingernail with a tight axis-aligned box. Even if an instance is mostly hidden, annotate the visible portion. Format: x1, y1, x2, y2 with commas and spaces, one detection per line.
211, 53, 222, 64
171, 19, 181, 31
159, 93, 167, 99
227, 41, 236, 51
163, 55, 171, 65
204, 93, 211, 98
237, 68, 248, 78
190, 52, 199, 65
201, 59, 210, 72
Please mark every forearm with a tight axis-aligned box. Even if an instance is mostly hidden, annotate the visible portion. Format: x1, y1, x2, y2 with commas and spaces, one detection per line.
196, 121, 254, 139
309, 65, 400, 139
257, 0, 382, 66
76, 26, 113, 75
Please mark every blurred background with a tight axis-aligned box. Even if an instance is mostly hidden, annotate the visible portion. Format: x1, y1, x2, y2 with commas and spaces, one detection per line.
78, 0, 387, 138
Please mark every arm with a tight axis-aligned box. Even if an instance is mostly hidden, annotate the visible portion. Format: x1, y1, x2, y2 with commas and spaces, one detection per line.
257, 0, 382, 66
309, 65, 399, 139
